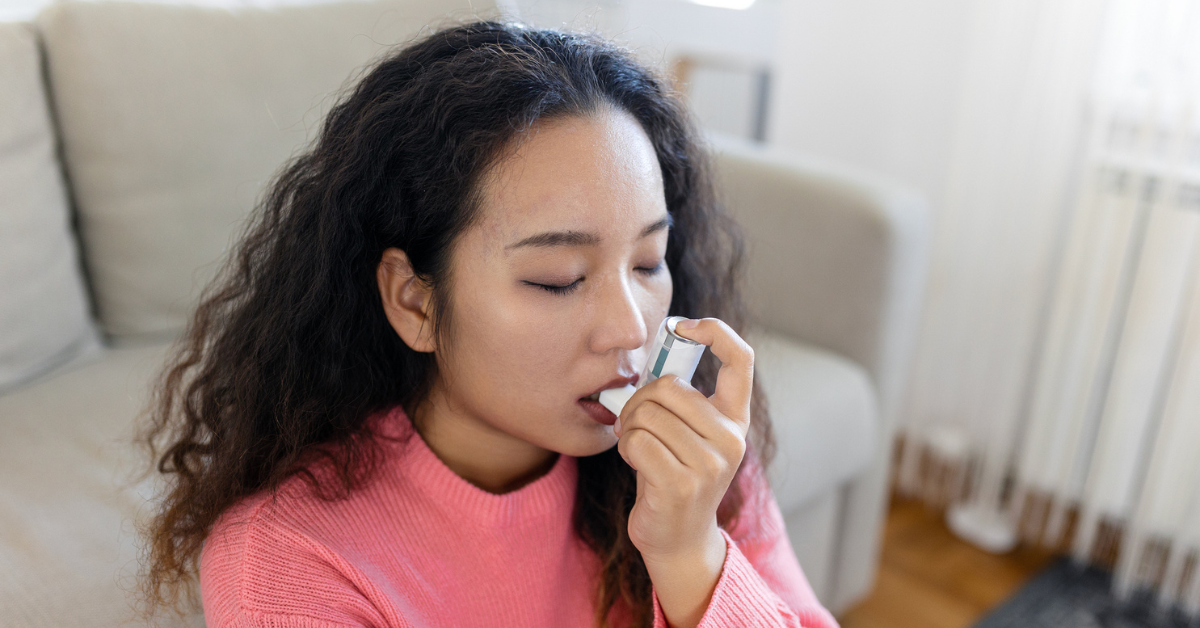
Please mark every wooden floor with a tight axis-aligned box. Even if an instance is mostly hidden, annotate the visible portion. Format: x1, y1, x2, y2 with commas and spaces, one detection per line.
837, 497, 1058, 628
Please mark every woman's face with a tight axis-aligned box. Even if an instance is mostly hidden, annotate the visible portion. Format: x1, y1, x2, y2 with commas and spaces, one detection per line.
429, 105, 673, 459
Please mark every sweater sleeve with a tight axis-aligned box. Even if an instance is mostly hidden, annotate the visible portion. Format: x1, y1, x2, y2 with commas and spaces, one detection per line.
211, 607, 368, 628
650, 459, 841, 628
200, 498, 389, 628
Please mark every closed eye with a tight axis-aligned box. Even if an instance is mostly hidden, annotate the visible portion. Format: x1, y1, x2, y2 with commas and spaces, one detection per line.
524, 262, 665, 296
524, 279, 582, 295
637, 262, 665, 276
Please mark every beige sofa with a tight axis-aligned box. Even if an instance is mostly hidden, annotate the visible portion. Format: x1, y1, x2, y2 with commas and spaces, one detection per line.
0, 1, 930, 626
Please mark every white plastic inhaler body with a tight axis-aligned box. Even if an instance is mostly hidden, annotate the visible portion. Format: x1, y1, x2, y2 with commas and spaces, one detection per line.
598, 316, 707, 417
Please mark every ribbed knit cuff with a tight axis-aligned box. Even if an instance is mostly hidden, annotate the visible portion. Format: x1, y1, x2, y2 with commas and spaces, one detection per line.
231, 607, 364, 627
651, 528, 809, 628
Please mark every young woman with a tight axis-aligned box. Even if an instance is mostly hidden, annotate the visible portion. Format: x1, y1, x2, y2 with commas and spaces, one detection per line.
138, 19, 839, 628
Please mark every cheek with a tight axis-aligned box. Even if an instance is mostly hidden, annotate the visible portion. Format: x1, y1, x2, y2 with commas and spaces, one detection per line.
648, 268, 673, 319
453, 288, 575, 399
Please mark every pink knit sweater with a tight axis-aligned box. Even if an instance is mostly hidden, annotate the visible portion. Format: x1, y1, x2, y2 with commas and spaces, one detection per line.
200, 404, 840, 628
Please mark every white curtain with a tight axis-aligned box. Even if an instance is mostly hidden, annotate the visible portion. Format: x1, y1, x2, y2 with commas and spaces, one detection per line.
894, 0, 1108, 515
899, 0, 1200, 615
1020, 0, 1200, 611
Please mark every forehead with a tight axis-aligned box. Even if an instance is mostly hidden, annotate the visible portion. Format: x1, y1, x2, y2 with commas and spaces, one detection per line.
472, 107, 667, 254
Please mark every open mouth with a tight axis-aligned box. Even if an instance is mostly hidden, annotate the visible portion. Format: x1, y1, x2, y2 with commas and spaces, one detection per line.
583, 391, 601, 402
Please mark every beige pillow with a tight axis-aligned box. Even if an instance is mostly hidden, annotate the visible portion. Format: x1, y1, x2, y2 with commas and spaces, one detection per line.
38, 0, 503, 340
0, 21, 102, 396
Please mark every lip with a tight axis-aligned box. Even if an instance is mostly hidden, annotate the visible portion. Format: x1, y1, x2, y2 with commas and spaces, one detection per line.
579, 398, 618, 426
581, 374, 639, 401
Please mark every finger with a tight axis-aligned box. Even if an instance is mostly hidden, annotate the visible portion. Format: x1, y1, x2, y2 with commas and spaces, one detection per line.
671, 318, 754, 423
619, 398, 720, 472
617, 423, 686, 490
623, 374, 737, 446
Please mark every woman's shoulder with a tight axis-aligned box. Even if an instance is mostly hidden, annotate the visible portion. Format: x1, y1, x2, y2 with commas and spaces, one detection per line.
199, 490, 294, 621
202, 428, 410, 567
200, 409, 416, 624
200, 483, 320, 590
202, 481, 305, 555
199, 479, 376, 625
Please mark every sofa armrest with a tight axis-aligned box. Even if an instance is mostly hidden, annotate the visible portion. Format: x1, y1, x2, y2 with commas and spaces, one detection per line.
706, 132, 931, 613
706, 132, 930, 428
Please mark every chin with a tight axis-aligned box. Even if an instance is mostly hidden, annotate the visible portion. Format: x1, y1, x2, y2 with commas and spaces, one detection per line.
553, 428, 619, 458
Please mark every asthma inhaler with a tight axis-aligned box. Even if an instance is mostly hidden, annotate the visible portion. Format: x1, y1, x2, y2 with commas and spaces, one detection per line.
598, 316, 707, 417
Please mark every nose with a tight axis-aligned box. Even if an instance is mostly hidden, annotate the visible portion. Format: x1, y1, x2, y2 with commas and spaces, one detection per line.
589, 270, 650, 355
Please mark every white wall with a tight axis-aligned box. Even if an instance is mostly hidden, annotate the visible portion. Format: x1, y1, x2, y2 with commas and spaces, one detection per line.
767, 0, 976, 216
514, 0, 778, 139
513, 0, 778, 64
771, 0, 1108, 469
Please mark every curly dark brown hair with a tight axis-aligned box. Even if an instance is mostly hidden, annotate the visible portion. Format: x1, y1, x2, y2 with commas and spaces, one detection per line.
136, 18, 776, 628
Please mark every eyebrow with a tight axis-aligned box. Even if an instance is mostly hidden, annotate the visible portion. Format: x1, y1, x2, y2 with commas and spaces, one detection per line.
505, 214, 674, 250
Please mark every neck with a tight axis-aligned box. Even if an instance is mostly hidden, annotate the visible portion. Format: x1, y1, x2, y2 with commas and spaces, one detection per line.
411, 386, 560, 495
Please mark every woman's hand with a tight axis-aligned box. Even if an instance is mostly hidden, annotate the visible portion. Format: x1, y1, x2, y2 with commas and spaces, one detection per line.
613, 317, 753, 627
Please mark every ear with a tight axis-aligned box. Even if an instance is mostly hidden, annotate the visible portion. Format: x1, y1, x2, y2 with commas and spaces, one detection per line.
377, 248, 437, 353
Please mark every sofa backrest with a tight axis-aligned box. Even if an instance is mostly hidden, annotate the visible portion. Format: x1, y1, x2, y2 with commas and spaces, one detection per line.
0, 21, 102, 395
707, 131, 930, 421
37, 0, 503, 342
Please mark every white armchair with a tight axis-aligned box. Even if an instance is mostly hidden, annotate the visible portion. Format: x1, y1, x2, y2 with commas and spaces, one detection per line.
708, 134, 930, 611
0, 1, 929, 624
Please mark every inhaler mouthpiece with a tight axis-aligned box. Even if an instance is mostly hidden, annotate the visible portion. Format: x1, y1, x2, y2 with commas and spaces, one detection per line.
598, 316, 706, 417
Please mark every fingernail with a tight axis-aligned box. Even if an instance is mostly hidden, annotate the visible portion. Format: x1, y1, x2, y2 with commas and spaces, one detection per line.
613, 416, 621, 435
676, 318, 699, 329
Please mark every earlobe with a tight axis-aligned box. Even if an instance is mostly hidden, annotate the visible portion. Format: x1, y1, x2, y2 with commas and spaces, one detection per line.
377, 248, 437, 353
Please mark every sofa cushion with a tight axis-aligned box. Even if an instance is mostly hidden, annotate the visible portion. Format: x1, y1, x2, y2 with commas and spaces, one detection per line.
747, 327, 878, 513
36, 0, 501, 341
0, 341, 203, 628
0, 22, 103, 396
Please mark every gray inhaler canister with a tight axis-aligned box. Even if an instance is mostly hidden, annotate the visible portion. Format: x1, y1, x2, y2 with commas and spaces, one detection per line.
598, 316, 707, 417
